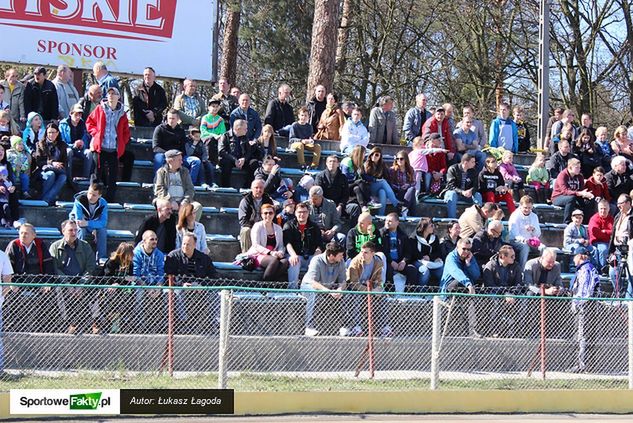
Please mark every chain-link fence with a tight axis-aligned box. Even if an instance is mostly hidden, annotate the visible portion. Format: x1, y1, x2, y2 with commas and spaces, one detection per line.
1, 274, 633, 391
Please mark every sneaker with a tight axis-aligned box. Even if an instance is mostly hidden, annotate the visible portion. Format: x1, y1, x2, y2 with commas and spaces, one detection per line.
22, 191, 31, 199
469, 330, 484, 339
401, 207, 409, 218
304, 327, 319, 337
380, 326, 394, 338
211, 183, 219, 189
13, 218, 25, 229
201, 183, 211, 190
567, 365, 586, 373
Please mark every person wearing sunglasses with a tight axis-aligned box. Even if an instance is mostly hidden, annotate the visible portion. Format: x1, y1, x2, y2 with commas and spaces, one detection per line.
246, 203, 289, 286
388, 150, 416, 217
362, 146, 400, 216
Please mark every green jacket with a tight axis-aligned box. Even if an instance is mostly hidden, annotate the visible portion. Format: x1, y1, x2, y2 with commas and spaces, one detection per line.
49, 238, 96, 276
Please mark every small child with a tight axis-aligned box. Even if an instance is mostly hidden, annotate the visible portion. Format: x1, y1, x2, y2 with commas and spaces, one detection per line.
408, 134, 449, 198
200, 99, 226, 166
595, 126, 613, 171
526, 153, 549, 203
584, 166, 611, 204
275, 198, 296, 227
499, 150, 524, 200
185, 127, 215, 187
513, 106, 532, 152
0, 165, 15, 227
7, 135, 31, 199
564, 209, 595, 257
22, 112, 45, 153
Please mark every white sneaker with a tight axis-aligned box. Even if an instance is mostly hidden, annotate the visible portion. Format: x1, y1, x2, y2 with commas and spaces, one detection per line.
339, 327, 350, 337
304, 327, 319, 337
201, 183, 211, 190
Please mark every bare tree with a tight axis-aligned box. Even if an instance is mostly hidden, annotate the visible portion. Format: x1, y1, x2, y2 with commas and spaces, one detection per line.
306, 0, 340, 101
335, 0, 353, 74
220, 0, 241, 86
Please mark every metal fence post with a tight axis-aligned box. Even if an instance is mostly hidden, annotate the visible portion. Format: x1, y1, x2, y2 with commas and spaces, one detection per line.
430, 295, 441, 390
218, 289, 232, 389
626, 300, 633, 389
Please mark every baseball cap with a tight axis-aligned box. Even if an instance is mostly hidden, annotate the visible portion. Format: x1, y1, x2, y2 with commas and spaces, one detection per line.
164, 149, 182, 159
107, 86, 120, 96
574, 246, 590, 256
571, 209, 584, 217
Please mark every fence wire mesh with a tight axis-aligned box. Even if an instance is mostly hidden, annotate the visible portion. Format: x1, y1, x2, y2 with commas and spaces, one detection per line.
1, 275, 632, 391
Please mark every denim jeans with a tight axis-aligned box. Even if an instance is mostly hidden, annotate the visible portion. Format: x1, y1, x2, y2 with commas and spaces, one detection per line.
594, 242, 609, 268
288, 255, 312, 289
301, 280, 347, 331
370, 179, 399, 216
78, 226, 108, 260
419, 263, 444, 286
443, 190, 482, 219
67, 147, 93, 180
18, 172, 30, 193
40, 169, 67, 204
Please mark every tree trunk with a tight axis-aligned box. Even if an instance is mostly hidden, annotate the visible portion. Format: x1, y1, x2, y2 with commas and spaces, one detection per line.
220, 1, 241, 86
306, 0, 340, 101
335, 0, 353, 74
622, 0, 633, 121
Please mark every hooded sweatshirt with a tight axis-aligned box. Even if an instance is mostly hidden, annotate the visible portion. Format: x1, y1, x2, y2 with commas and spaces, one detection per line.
22, 111, 45, 153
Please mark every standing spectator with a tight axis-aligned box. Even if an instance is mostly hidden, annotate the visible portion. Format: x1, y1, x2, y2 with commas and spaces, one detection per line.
605, 156, 633, 207
33, 123, 67, 205
229, 94, 262, 140
442, 153, 483, 219
307, 85, 327, 133
458, 202, 498, 239
0, 245, 13, 379
402, 94, 432, 145
300, 241, 347, 337
69, 182, 109, 260
508, 195, 545, 270
78, 84, 102, 121
211, 78, 238, 131
544, 108, 564, 151
523, 248, 563, 296
238, 179, 273, 253
340, 108, 369, 153
489, 102, 518, 153
134, 199, 177, 255
289, 107, 321, 170
550, 109, 578, 154
551, 158, 594, 223
526, 153, 550, 204
546, 139, 576, 179
422, 106, 454, 162
410, 217, 444, 287
60, 103, 92, 182
307, 185, 345, 244
1, 68, 26, 125
479, 156, 515, 212
173, 79, 206, 128
24, 67, 58, 122
315, 92, 346, 141
362, 147, 400, 216
368, 96, 399, 145
472, 220, 505, 266
132, 67, 167, 127
52, 64, 80, 119
314, 155, 353, 221
454, 115, 485, 172
607, 194, 633, 296
588, 199, 613, 269
49, 220, 96, 334
264, 84, 294, 135
133, 230, 165, 333
499, 151, 524, 201
284, 202, 324, 289
388, 150, 416, 217
86, 87, 130, 202
91, 62, 119, 99
246, 204, 290, 284
379, 213, 417, 292
513, 106, 532, 152
462, 105, 487, 148
152, 109, 201, 182
154, 149, 200, 214
175, 203, 208, 254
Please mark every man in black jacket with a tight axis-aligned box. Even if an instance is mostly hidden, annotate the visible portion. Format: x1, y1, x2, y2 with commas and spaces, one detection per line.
238, 179, 273, 253
264, 84, 294, 135
217, 119, 251, 187
307, 85, 326, 133
132, 66, 167, 127
152, 109, 201, 183
605, 156, 633, 208
165, 232, 218, 333
134, 198, 177, 254
472, 221, 504, 266
442, 153, 482, 219
314, 155, 360, 224
284, 202, 324, 289
379, 213, 417, 291
24, 67, 59, 122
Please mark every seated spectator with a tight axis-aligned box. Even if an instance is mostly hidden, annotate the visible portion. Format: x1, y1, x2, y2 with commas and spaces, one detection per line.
0, 110, 19, 139
564, 209, 594, 257
173, 79, 206, 128
246, 203, 289, 284
489, 102, 518, 153
440, 237, 482, 337
5, 223, 55, 332
22, 111, 45, 153
285, 202, 324, 289
362, 147, 400, 216
388, 150, 416, 217
69, 182, 108, 260
523, 248, 563, 296
307, 185, 345, 244
508, 195, 545, 271
379, 213, 417, 292
85, 86, 130, 202
422, 106, 455, 162
60, 103, 92, 182
229, 94, 262, 140
607, 194, 633, 296
254, 155, 285, 201
346, 211, 381, 260
514, 106, 532, 153
588, 199, 613, 269
408, 134, 449, 198
92, 61, 119, 99
96, 242, 135, 334
185, 127, 215, 187
368, 96, 399, 145
200, 99, 226, 164
132, 66, 167, 127
526, 153, 550, 204
341, 145, 370, 214
238, 179, 273, 253
0, 144, 19, 223
440, 222, 461, 258
424, 133, 449, 196
133, 230, 165, 333
257, 124, 279, 160
340, 108, 369, 153
595, 126, 613, 170
49, 220, 96, 334
341, 241, 392, 337
264, 84, 294, 136
218, 119, 260, 188
442, 153, 483, 219
409, 217, 444, 287
34, 123, 67, 205
134, 199, 177, 255
472, 220, 504, 266
546, 140, 575, 180
0, 164, 14, 227
154, 149, 201, 215
402, 93, 432, 145
458, 201, 498, 239
175, 203, 208, 254
275, 199, 295, 227
605, 156, 633, 207
499, 150, 524, 201
341, 101, 356, 119
289, 106, 321, 170
574, 128, 603, 178
165, 232, 218, 333
551, 158, 594, 223
454, 115, 485, 171
479, 156, 515, 213
315, 155, 355, 222
212, 78, 238, 131
315, 93, 345, 141
152, 109, 201, 183
584, 166, 610, 211
300, 241, 347, 337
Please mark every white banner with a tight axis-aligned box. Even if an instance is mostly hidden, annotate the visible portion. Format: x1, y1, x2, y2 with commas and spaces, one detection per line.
0, 0, 217, 80
10, 389, 120, 415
